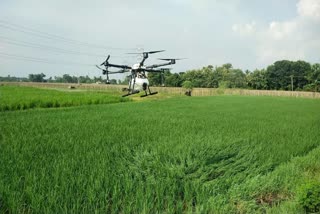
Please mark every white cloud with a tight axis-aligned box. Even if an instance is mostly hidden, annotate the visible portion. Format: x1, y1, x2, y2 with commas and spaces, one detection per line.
297, 0, 320, 20
232, 0, 320, 66
268, 21, 297, 40
232, 21, 256, 36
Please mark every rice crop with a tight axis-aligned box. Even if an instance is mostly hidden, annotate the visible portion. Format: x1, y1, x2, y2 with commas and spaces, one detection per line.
0, 93, 320, 213
0, 85, 130, 111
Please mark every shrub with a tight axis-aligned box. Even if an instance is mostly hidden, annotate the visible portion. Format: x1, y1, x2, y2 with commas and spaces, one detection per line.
182, 81, 193, 96
297, 181, 320, 213
182, 80, 193, 90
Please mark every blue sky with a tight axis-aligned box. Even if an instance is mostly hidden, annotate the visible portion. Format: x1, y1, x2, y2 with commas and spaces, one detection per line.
0, 0, 319, 79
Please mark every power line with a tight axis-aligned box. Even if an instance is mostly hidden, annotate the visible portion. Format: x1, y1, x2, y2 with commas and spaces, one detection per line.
0, 36, 128, 58
0, 36, 105, 57
0, 19, 136, 51
0, 52, 94, 67
0, 20, 131, 51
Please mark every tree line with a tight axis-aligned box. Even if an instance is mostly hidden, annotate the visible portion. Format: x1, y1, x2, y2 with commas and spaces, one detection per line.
1, 60, 319, 92
148, 60, 320, 92
0, 73, 116, 84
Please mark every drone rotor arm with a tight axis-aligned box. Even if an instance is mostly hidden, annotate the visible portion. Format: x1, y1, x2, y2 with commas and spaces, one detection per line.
108, 69, 129, 74
143, 68, 171, 73
146, 62, 173, 69
106, 63, 131, 70
158, 58, 186, 60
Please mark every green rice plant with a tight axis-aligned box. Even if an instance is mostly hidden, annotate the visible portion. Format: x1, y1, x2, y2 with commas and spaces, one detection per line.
0, 85, 130, 111
0, 95, 319, 213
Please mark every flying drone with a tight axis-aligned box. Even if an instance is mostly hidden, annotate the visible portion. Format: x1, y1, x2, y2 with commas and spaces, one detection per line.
96, 50, 183, 97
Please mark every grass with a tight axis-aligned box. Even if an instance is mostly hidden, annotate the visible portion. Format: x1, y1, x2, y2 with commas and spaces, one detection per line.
0, 89, 320, 213
0, 85, 130, 111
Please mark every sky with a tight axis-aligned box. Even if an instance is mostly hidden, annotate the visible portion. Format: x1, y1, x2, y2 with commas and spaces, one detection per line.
0, 0, 319, 79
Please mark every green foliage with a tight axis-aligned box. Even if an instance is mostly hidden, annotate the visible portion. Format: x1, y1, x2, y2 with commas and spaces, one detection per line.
266, 60, 311, 90
303, 83, 320, 92
0, 75, 28, 82
0, 95, 320, 213
148, 72, 162, 86
182, 80, 193, 90
53, 74, 103, 83
297, 181, 320, 213
154, 60, 318, 91
247, 69, 267, 89
0, 85, 130, 111
165, 73, 183, 87
311, 64, 320, 81
218, 81, 229, 89
28, 73, 46, 82
3, 60, 320, 92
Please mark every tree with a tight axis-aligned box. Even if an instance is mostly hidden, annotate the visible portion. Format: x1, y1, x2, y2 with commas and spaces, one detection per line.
266, 60, 311, 90
202, 65, 218, 88
28, 73, 46, 82
183, 68, 210, 88
147, 71, 172, 86
182, 80, 193, 96
304, 63, 320, 92
62, 74, 74, 83
109, 79, 117, 84
266, 60, 291, 90
227, 68, 246, 88
147, 72, 162, 86
248, 69, 267, 89
308, 63, 320, 82
0, 75, 28, 82
165, 73, 183, 87
291, 60, 311, 90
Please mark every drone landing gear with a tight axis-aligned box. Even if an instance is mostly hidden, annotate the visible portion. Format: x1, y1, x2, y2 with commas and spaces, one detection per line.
140, 87, 158, 97
122, 90, 140, 97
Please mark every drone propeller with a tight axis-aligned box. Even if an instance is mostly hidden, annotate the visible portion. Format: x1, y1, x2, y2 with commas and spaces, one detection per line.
127, 50, 165, 54
96, 64, 128, 84
100, 55, 110, 66
95, 65, 104, 71
158, 58, 186, 61
96, 65, 108, 75
148, 50, 165, 54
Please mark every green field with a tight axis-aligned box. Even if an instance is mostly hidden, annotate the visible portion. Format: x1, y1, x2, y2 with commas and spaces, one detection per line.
1, 86, 320, 213
0, 85, 130, 111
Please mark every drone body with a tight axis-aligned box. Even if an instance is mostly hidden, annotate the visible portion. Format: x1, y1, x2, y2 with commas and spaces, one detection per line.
96, 50, 182, 97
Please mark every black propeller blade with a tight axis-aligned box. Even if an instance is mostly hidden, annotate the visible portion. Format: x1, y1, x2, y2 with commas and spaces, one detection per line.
127, 50, 165, 54
158, 58, 186, 61
96, 65, 103, 70
96, 65, 107, 74
148, 50, 165, 54
101, 55, 110, 66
